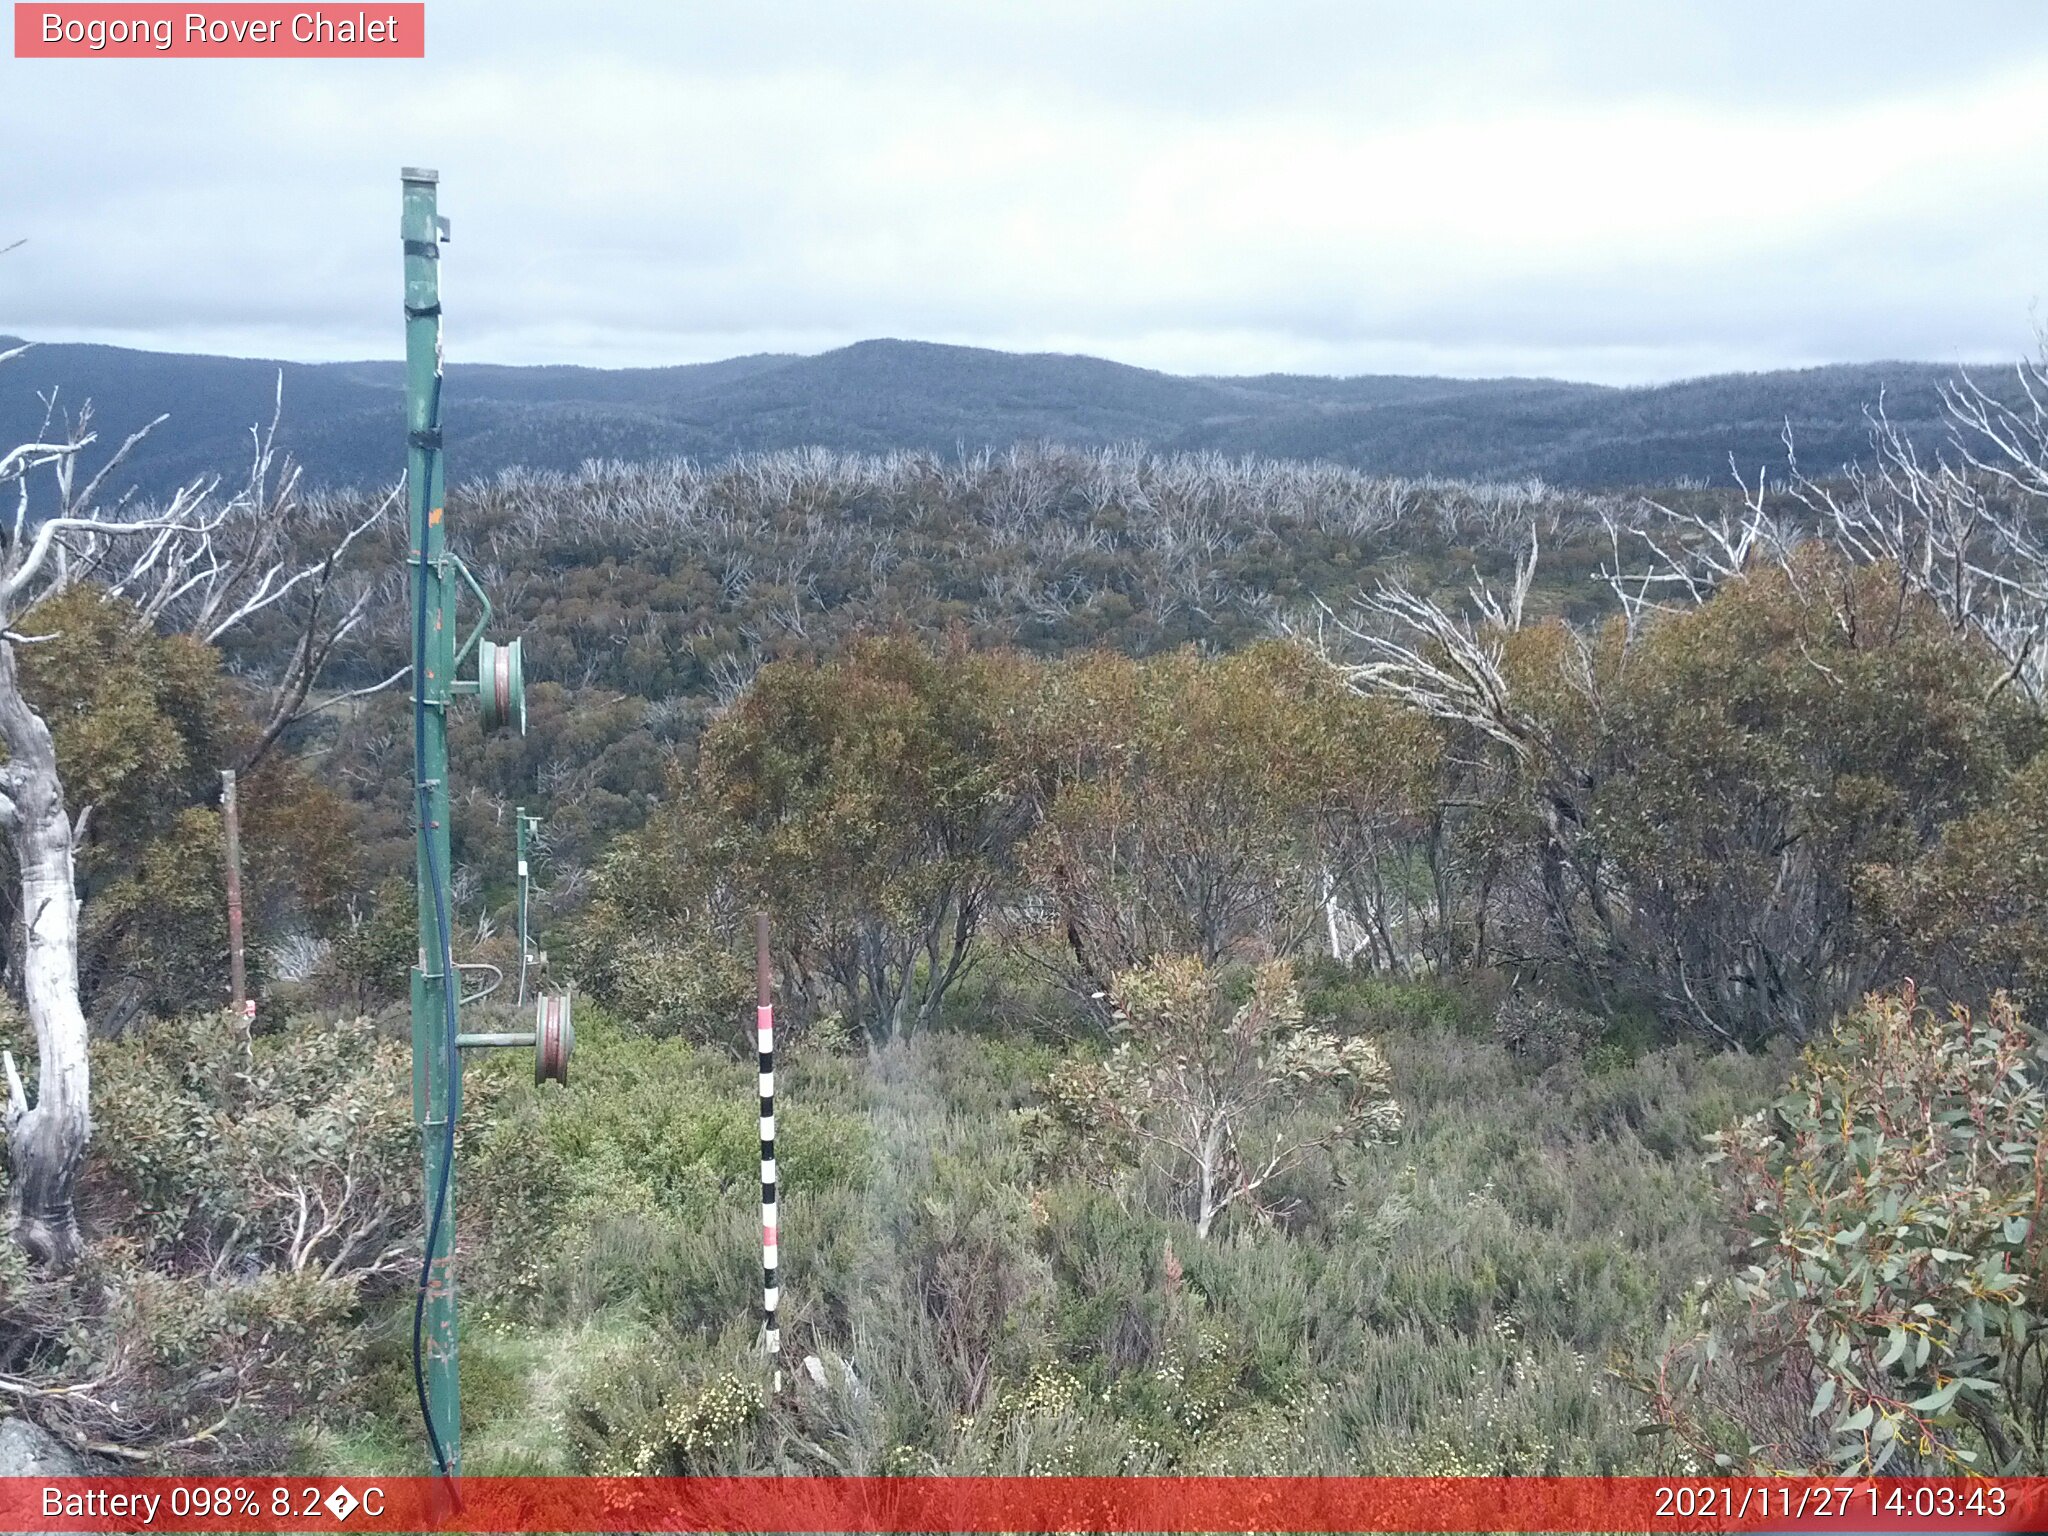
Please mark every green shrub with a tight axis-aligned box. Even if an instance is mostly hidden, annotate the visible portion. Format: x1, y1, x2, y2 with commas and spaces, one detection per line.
2, 1010, 414, 1465
1491, 992, 1596, 1067
584, 1367, 762, 1475
90, 1010, 414, 1276
321, 878, 418, 1011
464, 1015, 870, 1323
578, 927, 754, 1046
319, 1005, 1772, 1479
1057, 956, 1401, 1239
1300, 966, 1482, 1036
1632, 987, 2048, 1473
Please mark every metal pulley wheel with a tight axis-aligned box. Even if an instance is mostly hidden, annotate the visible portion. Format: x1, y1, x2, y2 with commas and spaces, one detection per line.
535, 990, 574, 1086
477, 636, 526, 735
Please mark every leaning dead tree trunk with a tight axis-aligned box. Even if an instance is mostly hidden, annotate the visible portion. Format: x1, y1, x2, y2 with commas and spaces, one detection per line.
0, 634, 89, 1267
0, 396, 188, 1267
0, 356, 396, 1267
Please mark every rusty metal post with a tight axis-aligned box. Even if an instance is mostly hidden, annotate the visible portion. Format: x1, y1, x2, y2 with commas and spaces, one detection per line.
516, 807, 538, 1005
220, 768, 248, 1022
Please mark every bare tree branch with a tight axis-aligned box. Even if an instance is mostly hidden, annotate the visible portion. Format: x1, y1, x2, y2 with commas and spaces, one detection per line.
0, 354, 398, 1264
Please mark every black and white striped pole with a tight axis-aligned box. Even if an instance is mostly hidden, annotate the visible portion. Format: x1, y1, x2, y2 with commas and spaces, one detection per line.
756, 912, 781, 1396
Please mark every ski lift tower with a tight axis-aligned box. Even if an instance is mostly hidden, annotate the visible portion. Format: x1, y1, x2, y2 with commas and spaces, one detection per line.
402, 166, 560, 1477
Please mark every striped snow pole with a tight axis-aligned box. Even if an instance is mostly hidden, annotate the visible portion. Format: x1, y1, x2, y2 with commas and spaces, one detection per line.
756, 912, 781, 1394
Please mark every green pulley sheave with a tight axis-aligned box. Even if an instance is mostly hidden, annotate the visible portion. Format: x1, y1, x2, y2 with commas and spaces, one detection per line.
478, 636, 526, 735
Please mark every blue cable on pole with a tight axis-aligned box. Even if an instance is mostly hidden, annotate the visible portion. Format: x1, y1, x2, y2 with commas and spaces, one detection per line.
410, 370, 461, 1479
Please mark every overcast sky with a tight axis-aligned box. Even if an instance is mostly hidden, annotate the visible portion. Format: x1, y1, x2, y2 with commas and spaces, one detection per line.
3, 0, 2045, 383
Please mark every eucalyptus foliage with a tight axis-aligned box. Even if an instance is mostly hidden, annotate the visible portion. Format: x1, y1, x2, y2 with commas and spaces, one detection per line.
1047, 956, 1402, 1240
1636, 986, 2048, 1472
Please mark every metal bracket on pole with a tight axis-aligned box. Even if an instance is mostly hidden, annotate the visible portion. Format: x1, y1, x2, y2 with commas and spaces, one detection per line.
455, 960, 503, 1008
456, 987, 574, 1086
444, 553, 526, 734
448, 553, 493, 672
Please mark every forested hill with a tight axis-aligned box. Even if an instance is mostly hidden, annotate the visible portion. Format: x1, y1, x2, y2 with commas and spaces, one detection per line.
0, 333, 2001, 497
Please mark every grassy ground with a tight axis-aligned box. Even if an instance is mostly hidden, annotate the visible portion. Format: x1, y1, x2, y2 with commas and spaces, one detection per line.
331, 976, 1783, 1476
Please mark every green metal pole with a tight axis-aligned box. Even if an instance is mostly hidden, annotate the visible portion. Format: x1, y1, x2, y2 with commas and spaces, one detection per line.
402, 165, 462, 1475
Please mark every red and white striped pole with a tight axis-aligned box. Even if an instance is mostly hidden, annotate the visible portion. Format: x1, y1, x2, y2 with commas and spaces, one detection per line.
756, 912, 781, 1395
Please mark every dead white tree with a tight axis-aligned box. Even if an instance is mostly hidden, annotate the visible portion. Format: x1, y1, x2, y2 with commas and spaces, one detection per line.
1314, 526, 1560, 762
0, 365, 397, 1267
1599, 471, 1792, 638
1788, 371, 2048, 702
1305, 528, 1651, 1032
1603, 356, 2048, 699
162, 380, 405, 772
1317, 352, 2048, 1049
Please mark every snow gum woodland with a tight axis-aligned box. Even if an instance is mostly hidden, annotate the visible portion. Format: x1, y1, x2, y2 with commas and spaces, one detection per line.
5, 354, 2048, 1476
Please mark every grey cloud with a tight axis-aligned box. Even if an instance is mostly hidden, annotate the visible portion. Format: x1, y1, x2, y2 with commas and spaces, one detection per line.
3, 1, 2044, 384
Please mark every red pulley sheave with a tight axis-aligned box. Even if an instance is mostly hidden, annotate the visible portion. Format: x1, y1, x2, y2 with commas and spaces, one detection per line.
477, 636, 526, 735
535, 991, 573, 1086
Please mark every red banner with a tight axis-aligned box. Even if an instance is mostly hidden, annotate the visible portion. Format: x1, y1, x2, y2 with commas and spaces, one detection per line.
12, 4, 424, 58
2, 1476, 2045, 1533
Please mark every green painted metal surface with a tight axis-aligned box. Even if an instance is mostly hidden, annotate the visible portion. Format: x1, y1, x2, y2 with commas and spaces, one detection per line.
402, 165, 462, 1475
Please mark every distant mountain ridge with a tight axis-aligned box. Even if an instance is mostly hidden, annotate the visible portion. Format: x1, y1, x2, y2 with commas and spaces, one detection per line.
0, 334, 2000, 497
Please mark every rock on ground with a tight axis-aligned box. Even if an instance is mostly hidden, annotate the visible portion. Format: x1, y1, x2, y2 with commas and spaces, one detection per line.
0, 1415, 87, 1475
